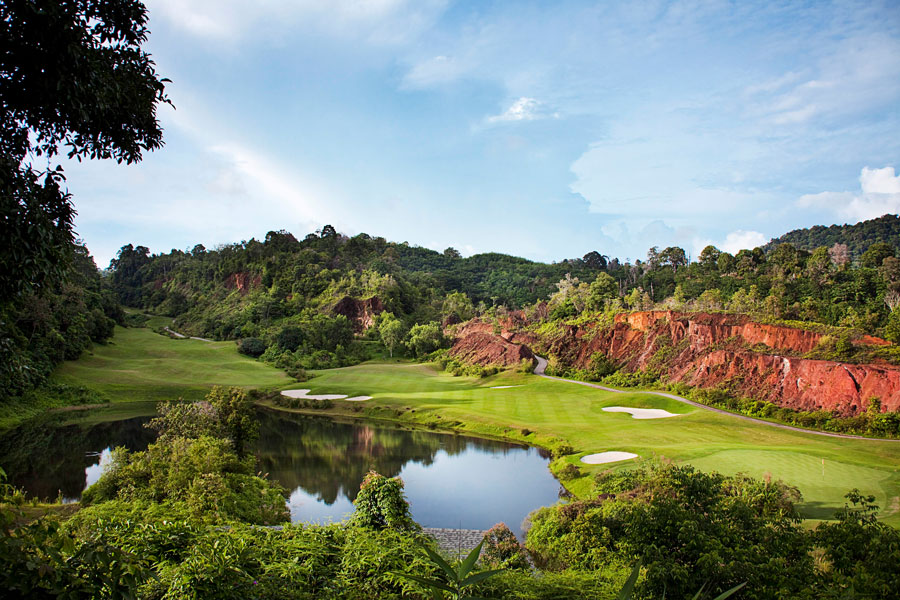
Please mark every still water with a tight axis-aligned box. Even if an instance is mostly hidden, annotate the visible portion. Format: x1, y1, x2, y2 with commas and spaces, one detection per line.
0, 409, 562, 537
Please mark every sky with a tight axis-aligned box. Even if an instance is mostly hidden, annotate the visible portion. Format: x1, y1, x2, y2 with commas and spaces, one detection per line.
59, 0, 900, 269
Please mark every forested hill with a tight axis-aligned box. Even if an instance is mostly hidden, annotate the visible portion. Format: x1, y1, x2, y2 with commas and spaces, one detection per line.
110, 231, 604, 313
762, 214, 900, 261
107, 228, 605, 340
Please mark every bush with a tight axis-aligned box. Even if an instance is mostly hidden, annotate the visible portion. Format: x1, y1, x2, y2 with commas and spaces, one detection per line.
236, 337, 266, 357
350, 471, 419, 532
481, 522, 529, 570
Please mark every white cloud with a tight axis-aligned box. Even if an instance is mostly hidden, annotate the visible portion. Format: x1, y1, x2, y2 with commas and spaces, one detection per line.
401, 55, 467, 88
719, 230, 767, 254
147, 0, 446, 44
748, 35, 900, 126
486, 97, 549, 123
798, 166, 900, 222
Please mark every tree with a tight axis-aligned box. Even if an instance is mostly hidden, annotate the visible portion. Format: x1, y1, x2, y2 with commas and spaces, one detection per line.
441, 291, 474, 323
1, 0, 170, 299
582, 251, 608, 270
586, 272, 618, 310
378, 312, 405, 357
659, 246, 687, 272
861, 241, 895, 268
406, 322, 445, 357
443, 247, 461, 259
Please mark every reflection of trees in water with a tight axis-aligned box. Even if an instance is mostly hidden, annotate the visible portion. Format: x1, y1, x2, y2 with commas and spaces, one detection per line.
0, 408, 540, 505
0, 415, 154, 499
252, 409, 526, 505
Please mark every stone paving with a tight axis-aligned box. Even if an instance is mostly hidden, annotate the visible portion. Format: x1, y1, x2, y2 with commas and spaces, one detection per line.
423, 527, 487, 556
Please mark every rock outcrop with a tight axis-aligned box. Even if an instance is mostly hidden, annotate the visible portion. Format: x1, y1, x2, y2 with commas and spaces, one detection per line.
447, 317, 535, 367
224, 272, 261, 294
449, 332, 534, 367
546, 311, 900, 415
332, 296, 384, 332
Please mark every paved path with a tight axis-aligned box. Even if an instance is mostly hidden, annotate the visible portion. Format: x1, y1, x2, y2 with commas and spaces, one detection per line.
533, 356, 899, 442
163, 325, 212, 342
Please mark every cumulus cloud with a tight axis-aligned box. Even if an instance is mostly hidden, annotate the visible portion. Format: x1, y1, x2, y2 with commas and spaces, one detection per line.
798, 166, 900, 222
718, 230, 767, 254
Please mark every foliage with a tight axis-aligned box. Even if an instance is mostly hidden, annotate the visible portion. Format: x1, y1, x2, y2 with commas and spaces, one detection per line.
379, 312, 407, 357
0, 244, 121, 403
393, 539, 504, 600
236, 336, 266, 357
481, 523, 529, 570
350, 471, 420, 532
408, 322, 448, 358
0, 471, 148, 599
685, 386, 900, 438
1, 0, 169, 300
762, 214, 900, 262
813, 490, 900, 597
527, 463, 813, 599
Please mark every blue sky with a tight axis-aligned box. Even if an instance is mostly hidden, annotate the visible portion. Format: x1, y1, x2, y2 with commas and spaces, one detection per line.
61, 0, 900, 269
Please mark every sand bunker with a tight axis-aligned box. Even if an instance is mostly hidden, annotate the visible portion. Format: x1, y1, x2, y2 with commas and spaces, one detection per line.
281, 389, 372, 402
490, 385, 523, 389
580, 451, 639, 465
602, 406, 680, 419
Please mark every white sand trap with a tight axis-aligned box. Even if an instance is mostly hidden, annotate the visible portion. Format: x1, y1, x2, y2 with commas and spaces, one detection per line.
581, 451, 638, 465
344, 396, 373, 402
602, 406, 680, 419
281, 389, 349, 401
490, 385, 523, 389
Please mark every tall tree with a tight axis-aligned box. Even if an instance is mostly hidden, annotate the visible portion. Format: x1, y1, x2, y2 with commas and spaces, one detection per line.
1, 0, 170, 299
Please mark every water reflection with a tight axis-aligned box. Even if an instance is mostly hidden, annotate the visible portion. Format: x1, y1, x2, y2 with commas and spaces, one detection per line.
0, 415, 154, 500
1, 408, 561, 536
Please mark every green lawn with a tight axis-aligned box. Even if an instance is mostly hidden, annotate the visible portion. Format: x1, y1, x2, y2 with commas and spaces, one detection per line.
282, 361, 900, 526
46, 326, 900, 526
52, 325, 289, 403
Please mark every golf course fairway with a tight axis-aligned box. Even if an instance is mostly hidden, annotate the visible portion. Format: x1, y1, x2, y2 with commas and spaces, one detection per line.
277, 361, 900, 527
44, 326, 900, 527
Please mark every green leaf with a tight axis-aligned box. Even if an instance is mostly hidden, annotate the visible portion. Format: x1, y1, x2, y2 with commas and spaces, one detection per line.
391, 571, 455, 594
458, 540, 484, 580
460, 568, 504, 587
424, 545, 458, 582
711, 582, 747, 600
617, 561, 642, 600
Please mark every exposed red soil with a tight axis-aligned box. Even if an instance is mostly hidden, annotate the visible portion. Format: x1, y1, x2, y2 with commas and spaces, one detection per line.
546, 311, 900, 415
224, 272, 261, 294
332, 296, 383, 332
449, 331, 534, 367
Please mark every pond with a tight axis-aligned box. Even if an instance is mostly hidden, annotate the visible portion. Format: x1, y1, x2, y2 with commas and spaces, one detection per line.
0, 409, 562, 538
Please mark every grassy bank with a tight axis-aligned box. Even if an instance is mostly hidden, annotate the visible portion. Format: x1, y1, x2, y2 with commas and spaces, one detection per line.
263, 361, 900, 527
52, 325, 290, 404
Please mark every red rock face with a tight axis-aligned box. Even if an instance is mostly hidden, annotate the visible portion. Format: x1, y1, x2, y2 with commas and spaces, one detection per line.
332, 296, 384, 332
548, 311, 899, 415
449, 331, 534, 367
224, 272, 261, 295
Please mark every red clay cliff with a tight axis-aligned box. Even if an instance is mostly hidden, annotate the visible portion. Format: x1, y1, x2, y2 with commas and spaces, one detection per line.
544, 311, 899, 415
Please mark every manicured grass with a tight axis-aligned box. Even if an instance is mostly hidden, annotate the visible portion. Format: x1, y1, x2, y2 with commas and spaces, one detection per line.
277, 361, 900, 526
52, 325, 290, 403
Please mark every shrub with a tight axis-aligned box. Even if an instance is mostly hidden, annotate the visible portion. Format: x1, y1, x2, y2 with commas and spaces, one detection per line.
236, 337, 266, 357
481, 523, 530, 570
350, 471, 419, 532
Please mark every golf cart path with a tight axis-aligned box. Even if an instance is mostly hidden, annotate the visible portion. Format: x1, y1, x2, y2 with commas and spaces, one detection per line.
532, 356, 899, 442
